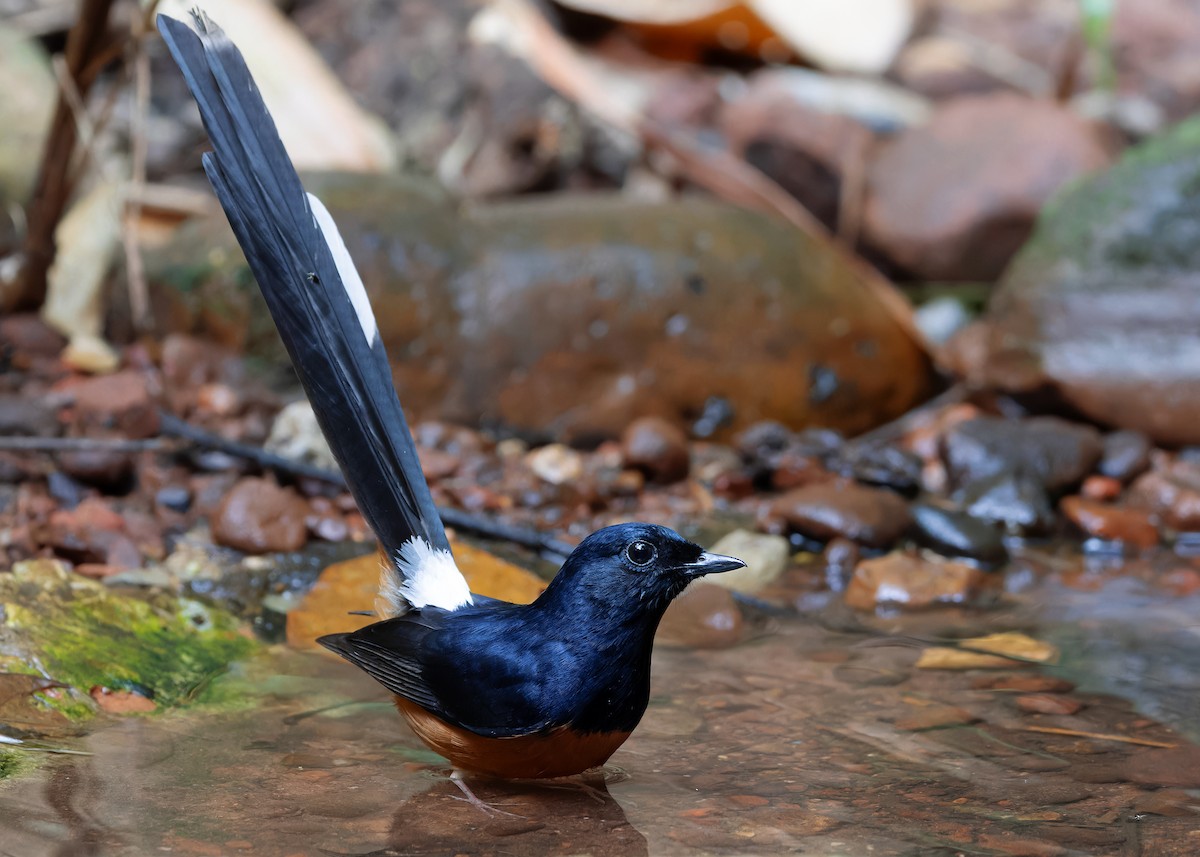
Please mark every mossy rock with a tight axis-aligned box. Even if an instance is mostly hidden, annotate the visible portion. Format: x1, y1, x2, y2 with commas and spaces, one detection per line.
0, 560, 257, 717
962, 114, 1200, 444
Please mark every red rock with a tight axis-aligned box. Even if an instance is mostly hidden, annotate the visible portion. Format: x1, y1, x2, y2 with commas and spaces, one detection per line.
1015, 694, 1084, 715
658, 583, 743, 649
1128, 460, 1200, 530
0, 313, 66, 358
1080, 475, 1122, 502
55, 448, 134, 489
765, 479, 912, 548
845, 551, 983, 611
1060, 496, 1158, 548
864, 94, 1112, 281
68, 370, 159, 438
1123, 745, 1200, 788
621, 417, 690, 484
211, 478, 309, 553
972, 675, 1076, 693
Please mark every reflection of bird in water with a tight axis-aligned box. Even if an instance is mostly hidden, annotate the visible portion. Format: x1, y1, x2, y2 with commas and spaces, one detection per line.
385, 775, 649, 857
158, 12, 743, 794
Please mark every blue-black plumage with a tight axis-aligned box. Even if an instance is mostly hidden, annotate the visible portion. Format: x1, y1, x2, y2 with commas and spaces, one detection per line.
158, 12, 745, 779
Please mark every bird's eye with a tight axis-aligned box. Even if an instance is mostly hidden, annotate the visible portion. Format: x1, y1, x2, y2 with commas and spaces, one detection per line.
625, 540, 657, 567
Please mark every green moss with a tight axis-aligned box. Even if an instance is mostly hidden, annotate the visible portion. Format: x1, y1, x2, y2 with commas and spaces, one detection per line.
0, 749, 33, 780
1, 561, 257, 714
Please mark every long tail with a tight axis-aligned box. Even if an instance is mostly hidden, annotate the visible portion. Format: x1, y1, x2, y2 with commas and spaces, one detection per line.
158, 13, 471, 613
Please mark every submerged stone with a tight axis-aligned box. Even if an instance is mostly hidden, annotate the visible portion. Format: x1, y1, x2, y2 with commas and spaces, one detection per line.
144, 175, 931, 442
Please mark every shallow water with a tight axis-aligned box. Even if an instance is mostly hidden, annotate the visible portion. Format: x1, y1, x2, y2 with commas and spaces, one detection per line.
3, 549, 1199, 856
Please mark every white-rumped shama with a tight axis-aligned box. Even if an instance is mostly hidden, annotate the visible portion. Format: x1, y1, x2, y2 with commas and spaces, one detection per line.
159, 13, 745, 780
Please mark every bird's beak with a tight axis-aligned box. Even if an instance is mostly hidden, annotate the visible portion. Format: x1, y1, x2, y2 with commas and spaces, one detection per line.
681, 552, 746, 579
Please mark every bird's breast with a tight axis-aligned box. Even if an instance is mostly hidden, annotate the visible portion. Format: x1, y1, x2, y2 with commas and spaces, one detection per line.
395, 697, 631, 779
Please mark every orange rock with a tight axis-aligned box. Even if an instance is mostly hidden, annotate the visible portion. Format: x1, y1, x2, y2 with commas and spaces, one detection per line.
286, 540, 546, 649
90, 686, 156, 714
1060, 496, 1158, 548
211, 478, 309, 553
845, 551, 982, 611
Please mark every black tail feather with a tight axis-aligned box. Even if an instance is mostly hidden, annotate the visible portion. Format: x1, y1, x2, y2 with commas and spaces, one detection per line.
158, 12, 448, 558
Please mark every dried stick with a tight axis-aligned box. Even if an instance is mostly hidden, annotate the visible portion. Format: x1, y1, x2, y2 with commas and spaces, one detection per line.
13, 0, 119, 312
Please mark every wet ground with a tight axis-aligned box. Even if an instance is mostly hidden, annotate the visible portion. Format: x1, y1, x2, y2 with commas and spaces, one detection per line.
2, 546, 1199, 857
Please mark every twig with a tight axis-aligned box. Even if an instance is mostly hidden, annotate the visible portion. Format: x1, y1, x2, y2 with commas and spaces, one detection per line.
120, 11, 153, 331
1023, 726, 1176, 749
155, 411, 574, 560
13, 0, 119, 312
0, 435, 172, 453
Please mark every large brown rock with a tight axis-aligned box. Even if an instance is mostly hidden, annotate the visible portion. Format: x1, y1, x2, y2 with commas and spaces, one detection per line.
146, 177, 931, 442
864, 94, 1113, 281
212, 478, 310, 553
763, 479, 913, 548
950, 116, 1200, 445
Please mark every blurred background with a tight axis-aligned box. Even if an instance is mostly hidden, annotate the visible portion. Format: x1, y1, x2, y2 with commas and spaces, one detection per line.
3, 2, 1200, 855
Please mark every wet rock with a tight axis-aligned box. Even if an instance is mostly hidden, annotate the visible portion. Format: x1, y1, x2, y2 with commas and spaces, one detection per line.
55, 449, 134, 491
864, 94, 1112, 281
44, 498, 142, 569
211, 478, 309, 553
1099, 430, 1152, 482
1014, 694, 1084, 716
845, 551, 984, 611
155, 485, 192, 514
959, 470, 1055, 534
942, 416, 1103, 495
147, 179, 931, 441
0, 559, 254, 711
763, 479, 912, 548
953, 115, 1200, 445
0, 395, 59, 436
524, 444, 583, 486
657, 583, 743, 649
1123, 745, 1200, 788
90, 686, 157, 714
621, 416, 690, 484
46, 471, 85, 508
971, 674, 1075, 693
1060, 496, 1159, 548
1080, 475, 1122, 502
704, 529, 788, 595
895, 705, 979, 731
823, 537, 860, 592
67, 370, 159, 439
828, 441, 922, 495
909, 502, 1007, 564
1128, 459, 1200, 531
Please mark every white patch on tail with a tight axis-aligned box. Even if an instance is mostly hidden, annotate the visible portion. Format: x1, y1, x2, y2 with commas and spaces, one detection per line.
375, 536, 473, 617
307, 192, 377, 344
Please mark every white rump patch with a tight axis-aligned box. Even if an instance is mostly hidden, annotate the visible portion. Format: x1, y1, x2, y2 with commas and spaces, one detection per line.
307, 192, 377, 344
375, 536, 473, 617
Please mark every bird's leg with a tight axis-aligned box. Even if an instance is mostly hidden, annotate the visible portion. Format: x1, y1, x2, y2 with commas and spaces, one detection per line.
448, 770, 524, 818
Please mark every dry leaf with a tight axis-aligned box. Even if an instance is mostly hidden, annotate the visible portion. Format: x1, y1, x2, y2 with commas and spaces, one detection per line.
41, 179, 122, 371
959, 632, 1059, 664
157, 0, 396, 172
749, 0, 914, 74
287, 541, 546, 649
916, 647, 1028, 670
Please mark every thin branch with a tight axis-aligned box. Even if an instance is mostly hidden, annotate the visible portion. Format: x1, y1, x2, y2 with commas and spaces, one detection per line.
0, 435, 172, 453
155, 411, 573, 560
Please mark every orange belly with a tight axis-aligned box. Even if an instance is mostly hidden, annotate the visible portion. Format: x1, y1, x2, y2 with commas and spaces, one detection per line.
395, 697, 631, 779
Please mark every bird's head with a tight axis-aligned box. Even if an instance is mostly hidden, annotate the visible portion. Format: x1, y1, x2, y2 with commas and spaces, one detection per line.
538, 522, 746, 621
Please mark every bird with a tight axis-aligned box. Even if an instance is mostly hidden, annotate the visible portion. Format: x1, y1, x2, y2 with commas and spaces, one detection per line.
158, 12, 745, 782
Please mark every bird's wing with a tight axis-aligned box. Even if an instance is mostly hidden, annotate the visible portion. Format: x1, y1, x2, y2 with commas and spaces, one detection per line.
318, 611, 558, 738
157, 13, 471, 614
